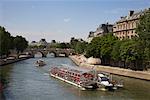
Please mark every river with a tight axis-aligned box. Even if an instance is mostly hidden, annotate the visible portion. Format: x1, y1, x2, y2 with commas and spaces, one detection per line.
0, 57, 150, 100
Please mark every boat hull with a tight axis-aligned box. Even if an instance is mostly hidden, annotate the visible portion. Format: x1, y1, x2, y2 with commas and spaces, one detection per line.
50, 73, 86, 90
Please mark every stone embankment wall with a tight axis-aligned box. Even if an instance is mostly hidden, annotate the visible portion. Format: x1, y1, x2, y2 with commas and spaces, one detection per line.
0, 56, 32, 66
69, 55, 150, 81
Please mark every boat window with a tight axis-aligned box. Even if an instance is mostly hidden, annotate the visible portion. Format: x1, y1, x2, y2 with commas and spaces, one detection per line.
101, 77, 109, 81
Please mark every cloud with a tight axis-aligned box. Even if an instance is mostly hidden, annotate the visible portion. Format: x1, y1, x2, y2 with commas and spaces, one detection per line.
63, 18, 71, 22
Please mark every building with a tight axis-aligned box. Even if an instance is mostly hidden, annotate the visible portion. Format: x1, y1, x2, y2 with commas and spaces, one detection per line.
38, 39, 48, 46
87, 23, 113, 43
29, 39, 48, 47
113, 8, 149, 40
29, 41, 38, 46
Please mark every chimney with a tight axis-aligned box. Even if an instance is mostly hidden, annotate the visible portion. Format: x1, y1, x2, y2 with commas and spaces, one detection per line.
120, 16, 124, 19
129, 10, 134, 16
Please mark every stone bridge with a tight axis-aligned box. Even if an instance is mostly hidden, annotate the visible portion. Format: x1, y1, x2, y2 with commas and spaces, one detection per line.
25, 48, 75, 57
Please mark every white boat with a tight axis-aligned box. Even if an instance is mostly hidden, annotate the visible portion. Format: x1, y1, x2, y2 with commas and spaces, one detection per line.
97, 73, 123, 90
35, 60, 46, 67
49, 67, 99, 90
49, 67, 123, 90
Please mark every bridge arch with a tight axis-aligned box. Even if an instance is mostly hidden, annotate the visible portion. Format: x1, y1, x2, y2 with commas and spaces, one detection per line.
34, 51, 45, 57
58, 52, 68, 57
46, 51, 57, 57
26, 48, 74, 57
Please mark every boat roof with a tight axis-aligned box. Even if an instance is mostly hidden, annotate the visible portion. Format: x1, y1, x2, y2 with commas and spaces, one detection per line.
52, 66, 94, 74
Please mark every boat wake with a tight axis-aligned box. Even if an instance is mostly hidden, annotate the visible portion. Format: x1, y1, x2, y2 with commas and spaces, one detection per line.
43, 73, 49, 76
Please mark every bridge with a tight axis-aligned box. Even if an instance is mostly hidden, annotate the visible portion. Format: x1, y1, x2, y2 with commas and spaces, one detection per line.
25, 48, 75, 57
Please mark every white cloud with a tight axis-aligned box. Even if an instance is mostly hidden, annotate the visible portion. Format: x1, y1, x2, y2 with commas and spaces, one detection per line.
63, 18, 71, 22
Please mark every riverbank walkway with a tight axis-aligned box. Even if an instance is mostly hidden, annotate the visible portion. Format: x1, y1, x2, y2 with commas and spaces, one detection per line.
69, 55, 150, 81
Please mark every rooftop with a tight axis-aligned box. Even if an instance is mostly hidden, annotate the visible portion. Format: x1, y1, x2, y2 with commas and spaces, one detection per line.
117, 8, 150, 23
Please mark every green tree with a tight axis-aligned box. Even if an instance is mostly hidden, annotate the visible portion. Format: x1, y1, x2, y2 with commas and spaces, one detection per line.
70, 37, 79, 49
13, 35, 28, 53
75, 41, 87, 54
119, 39, 144, 70
136, 10, 150, 61
0, 26, 12, 57
100, 33, 117, 65
85, 37, 101, 58
56, 43, 70, 49
111, 40, 121, 61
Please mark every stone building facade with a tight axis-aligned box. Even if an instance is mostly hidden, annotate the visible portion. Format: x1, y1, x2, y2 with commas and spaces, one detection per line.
113, 8, 149, 40
87, 23, 113, 43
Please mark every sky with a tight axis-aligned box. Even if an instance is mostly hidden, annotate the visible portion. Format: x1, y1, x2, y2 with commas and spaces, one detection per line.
0, 0, 150, 43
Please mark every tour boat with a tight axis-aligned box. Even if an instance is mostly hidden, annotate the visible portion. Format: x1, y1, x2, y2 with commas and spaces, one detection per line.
35, 60, 46, 67
50, 67, 99, 90
49, 67, 123, 90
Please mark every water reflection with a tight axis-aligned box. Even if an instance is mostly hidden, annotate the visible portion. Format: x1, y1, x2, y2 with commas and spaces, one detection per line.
34, 52, 43, 57
46, 53, 55, 57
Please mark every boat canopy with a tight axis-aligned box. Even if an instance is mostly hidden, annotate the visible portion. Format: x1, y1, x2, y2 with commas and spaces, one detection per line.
51, 66, 95, 75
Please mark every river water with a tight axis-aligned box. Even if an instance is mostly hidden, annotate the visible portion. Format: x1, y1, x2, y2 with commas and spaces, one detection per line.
1, 57, 150, 100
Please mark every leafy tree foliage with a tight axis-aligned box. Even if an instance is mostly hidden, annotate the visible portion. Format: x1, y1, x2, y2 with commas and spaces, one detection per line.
70, 37, 79, 49
0, 26, 28, 57
86, 37, 101, 58
56, 43, 70, 49
136, 10, 150, 61
84, 11, 150, 70
75, 41, 87, 54
85, 33, 148, 70
111, 40, 122, 61
86, 33, 117, 64
13, 36, 28, 53
0, 27, 13, 56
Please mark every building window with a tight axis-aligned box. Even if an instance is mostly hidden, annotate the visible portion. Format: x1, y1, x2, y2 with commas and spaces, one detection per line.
132, 30, 133, 33
131, 35, 134, 38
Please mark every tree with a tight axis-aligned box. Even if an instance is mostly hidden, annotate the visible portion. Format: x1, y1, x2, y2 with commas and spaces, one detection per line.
136, 10, 150, 61
100, 33, 117, 65
111, 40, 122, 61
13, 35, 28, 53
75, 41, 87, 54
70, 37, 79, 49
85, 37, 101, 58
119, 39, 144, 70
0, 26, 12, 57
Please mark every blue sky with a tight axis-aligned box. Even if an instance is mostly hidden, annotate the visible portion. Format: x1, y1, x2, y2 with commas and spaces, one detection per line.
1, 0, 150, 42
